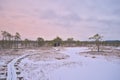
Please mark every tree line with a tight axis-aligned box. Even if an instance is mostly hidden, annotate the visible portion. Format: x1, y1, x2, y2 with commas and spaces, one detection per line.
0, 31, 21, 49
0, 31, 120, 50
0, 31, 81, 49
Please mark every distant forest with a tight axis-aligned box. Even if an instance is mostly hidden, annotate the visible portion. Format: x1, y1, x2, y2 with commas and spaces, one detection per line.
0, 31, 120, 49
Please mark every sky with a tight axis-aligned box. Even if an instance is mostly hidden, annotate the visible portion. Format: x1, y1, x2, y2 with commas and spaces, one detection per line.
0, 0, 120, 40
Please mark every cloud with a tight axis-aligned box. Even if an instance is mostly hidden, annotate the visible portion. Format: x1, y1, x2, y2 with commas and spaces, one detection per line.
35, 9, 81, 27
0, 0, 120, 40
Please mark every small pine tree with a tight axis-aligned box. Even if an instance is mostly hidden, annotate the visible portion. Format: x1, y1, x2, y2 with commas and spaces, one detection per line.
89, 34, 103, 52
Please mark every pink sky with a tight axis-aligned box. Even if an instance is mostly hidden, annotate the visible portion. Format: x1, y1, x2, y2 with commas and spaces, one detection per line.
0, 0, 120, 40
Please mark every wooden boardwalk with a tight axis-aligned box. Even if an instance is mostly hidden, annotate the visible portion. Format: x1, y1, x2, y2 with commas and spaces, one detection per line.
0, 58, 24, 80
0, 65, 7, 80
0, 52, 33, 80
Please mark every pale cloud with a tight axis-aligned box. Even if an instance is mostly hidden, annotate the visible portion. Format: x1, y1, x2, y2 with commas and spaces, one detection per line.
0, 0, 120, 40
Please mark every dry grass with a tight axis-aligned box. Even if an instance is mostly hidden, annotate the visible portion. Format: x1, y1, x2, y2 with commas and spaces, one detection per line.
27, 48, 69, 61
92, 56, 96, 58
80, 48, 120, 58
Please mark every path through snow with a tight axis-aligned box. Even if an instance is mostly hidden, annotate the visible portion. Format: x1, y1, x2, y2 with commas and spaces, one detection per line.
17, 47, 120, 80
7, 50, 36, 80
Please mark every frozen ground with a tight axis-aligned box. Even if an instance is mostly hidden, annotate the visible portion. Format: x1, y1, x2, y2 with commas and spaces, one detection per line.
19, 47, 120, 80
0, 47, 120, 80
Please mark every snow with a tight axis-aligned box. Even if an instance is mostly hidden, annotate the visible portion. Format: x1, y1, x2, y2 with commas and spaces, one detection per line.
115, 47, 120, 50
7, 54, 27, 80
1, 47, 120, 80
48, 47, 120, 80
60, 47, 89, 61
0, 62, 4, 65
49, 57, 120, 80
7, 50, 35, 80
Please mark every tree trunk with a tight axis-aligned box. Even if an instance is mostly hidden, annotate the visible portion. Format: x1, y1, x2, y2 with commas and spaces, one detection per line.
97, 45, 100, 52
96, 41, 100, 52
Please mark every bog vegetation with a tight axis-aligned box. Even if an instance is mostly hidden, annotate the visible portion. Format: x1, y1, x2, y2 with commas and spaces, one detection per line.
0, 31, 120, 50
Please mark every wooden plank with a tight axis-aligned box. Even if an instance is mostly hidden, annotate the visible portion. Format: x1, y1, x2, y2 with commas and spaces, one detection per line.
16, 69, 21, 74
17, 75, 24, 80
0, 75, 6, 80
0, 67, 7, 71
17, 77, 23, 80
2, 65, 7, 68
0, 71, 7, 74
0, 78, 6, 80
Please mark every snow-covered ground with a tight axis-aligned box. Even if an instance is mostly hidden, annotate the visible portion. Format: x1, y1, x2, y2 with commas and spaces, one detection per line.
18, 47, 120, 80
0, 47, 120, 80
48, 47, 120, 80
